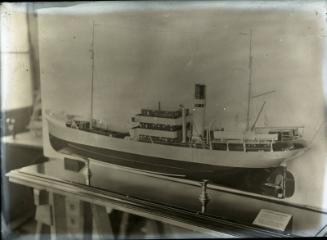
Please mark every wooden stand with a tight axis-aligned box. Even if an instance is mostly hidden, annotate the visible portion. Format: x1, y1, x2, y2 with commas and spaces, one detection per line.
33, 188, 185, 239
33, 189, 116, 239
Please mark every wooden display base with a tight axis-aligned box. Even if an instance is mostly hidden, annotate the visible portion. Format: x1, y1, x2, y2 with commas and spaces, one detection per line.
6, 159, 327, 238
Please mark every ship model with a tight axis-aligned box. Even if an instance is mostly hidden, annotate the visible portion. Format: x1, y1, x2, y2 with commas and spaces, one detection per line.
46, 83, 306, 172
46, 27, 307, 197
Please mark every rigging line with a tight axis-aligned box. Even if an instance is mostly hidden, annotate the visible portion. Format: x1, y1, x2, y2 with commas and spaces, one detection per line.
309, 120, 327, 146
252, 90, 276, 99
251, 101, 266, 131
314, 224, 327, 237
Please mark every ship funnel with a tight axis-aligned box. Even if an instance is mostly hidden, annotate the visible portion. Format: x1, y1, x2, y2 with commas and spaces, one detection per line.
192, 84, 206, 141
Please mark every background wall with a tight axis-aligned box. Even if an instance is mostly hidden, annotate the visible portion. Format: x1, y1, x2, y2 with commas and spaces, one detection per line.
1, 4, 33, 111
37, 2, 326, 209
1, 3, 43, 226
1, 3, 36, 135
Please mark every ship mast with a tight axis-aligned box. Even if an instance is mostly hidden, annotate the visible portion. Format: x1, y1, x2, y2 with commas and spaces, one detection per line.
245, 29, 253, 132
90, 21, 95, 129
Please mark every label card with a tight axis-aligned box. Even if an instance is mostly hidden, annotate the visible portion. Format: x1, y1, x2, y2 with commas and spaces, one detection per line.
253, 209, 292, 231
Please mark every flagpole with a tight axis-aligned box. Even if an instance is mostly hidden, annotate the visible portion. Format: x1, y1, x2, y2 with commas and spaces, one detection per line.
90, 21, 95, 129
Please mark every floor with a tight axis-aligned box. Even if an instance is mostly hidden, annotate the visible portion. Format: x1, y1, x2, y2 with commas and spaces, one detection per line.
3, 218, 37, 240
3, 212, 208, 240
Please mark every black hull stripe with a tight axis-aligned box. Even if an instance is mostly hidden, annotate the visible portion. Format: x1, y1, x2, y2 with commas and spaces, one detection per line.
67, 142, 207, 173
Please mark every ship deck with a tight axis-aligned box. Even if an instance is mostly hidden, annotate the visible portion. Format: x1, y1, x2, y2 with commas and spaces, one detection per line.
72, 124, 305, 152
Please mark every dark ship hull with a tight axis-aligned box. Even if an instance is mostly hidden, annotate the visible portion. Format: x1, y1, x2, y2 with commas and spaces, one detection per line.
49, 133, 295, 198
